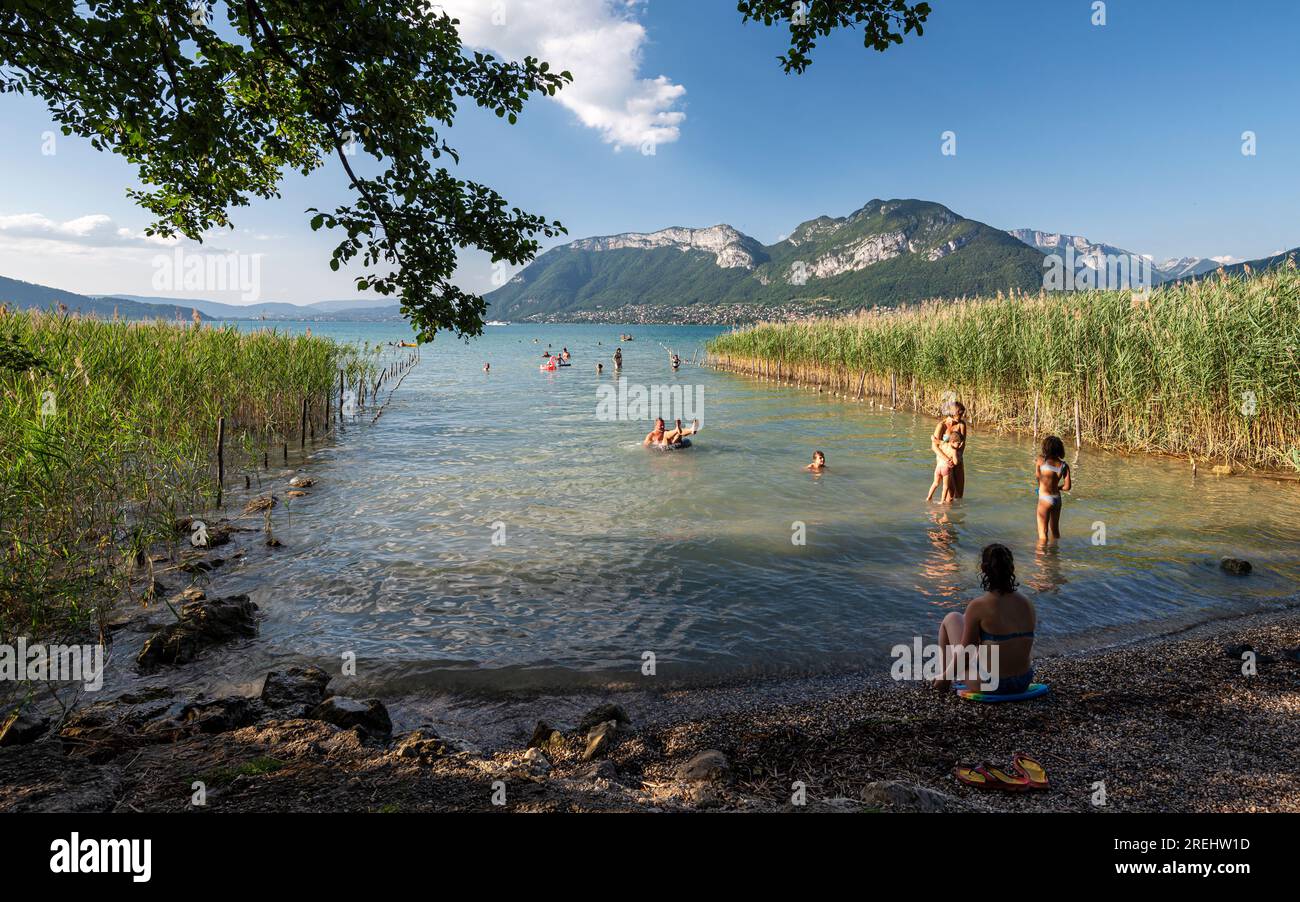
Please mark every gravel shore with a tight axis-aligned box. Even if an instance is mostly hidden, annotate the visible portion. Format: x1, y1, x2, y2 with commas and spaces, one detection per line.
3, 603, 1296, 813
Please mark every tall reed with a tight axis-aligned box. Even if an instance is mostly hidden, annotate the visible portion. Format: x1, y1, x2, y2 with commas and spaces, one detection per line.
0, 310, 378, 638
707, 268, 1300, 470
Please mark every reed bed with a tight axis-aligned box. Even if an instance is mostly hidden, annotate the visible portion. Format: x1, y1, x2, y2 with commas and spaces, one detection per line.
706, 268, 1300, 470
0, 310, 380, 638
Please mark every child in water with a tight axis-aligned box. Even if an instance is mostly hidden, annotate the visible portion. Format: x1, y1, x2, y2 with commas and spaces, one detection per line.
926, 429, 964, 503
1035, 435, 1072, 544
805, 451, 827, 472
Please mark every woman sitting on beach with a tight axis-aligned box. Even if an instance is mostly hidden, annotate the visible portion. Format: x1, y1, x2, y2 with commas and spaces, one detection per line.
1035, 435, 1072, 545
933, 543, 1036, 694
643, 417, 699, 448
931, 402, 968, 498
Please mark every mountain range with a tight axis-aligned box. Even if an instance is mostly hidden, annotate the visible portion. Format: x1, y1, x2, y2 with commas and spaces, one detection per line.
2, 199, 1294, 325
0, 276, 402, 322
485, 199, 1050, 321
484, 199, 1273, 322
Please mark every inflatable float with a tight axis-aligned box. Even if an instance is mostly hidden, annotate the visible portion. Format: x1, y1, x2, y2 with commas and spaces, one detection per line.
650, 438, 691, 450
954, 682, 1049, 703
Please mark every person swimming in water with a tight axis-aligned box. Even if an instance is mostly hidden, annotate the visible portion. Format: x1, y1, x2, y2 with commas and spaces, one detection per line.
596, 362, 604, 374
483, 362, 490, 373
561, 347, 571, 361
805, 450, 826, 471
643, 417, 700, 448
1035, 435, 1072, 545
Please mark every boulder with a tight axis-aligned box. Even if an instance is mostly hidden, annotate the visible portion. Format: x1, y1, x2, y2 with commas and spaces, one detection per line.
260, 666, 331, 716
675, 749, 730, 783
1221, 558, 1252, 575
0, 710, 51, 746
581, 720, 620, 761
527, 720, 565, 751
288, 475, 315, 488
523, 747, 552, 776
178, 696, 262, 734
577, 703, 631, 734
393, 728, 448, 763
863, 780, 968, 812
136, 595, 257, 670
309, 696, 392, 738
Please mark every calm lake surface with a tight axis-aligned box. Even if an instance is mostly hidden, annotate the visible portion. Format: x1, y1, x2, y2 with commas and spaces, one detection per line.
178, 320, 1299, 694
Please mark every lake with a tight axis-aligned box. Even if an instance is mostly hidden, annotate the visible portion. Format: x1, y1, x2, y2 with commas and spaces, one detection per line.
176, 320, 1299, 695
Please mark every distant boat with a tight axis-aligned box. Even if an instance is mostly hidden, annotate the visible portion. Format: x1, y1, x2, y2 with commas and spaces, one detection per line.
486, 320, 510, 326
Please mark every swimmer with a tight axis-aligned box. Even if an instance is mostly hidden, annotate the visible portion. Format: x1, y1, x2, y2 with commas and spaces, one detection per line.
805, 450, 827, 472
643, 417, 700, 448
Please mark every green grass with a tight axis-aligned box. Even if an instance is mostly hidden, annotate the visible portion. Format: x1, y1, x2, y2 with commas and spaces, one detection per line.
0, 309, 380, 639
707, 268, 1300, 469
198, 756, 286, 786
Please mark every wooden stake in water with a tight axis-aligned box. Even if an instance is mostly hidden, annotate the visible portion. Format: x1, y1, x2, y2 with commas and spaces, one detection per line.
301, 397, 308, 450
215, 416, 225, 507
1074, 398, 1082, 448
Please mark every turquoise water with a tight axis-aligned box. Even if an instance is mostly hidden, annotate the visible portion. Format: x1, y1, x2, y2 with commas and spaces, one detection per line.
198, 320, 1299, 692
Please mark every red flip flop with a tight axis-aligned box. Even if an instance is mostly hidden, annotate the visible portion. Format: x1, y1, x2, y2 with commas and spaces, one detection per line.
954, 763, 1032, 791
1012, 752, 1050, 791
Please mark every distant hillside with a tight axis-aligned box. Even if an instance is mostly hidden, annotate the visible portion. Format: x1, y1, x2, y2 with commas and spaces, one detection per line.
103, 294, 403, 321
1, 276, 212, 320
1208, 247, 1299, 278
485, 199, 1047, 321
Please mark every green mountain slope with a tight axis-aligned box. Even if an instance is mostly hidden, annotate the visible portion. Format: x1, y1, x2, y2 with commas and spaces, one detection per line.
487, 200, 1047, 320
0, 276, 213, 320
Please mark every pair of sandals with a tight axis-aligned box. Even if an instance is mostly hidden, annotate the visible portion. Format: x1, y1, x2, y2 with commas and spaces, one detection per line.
954, 752, 1048, 792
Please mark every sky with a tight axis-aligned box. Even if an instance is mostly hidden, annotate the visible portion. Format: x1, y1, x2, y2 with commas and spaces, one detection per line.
1, 0, 1297, 304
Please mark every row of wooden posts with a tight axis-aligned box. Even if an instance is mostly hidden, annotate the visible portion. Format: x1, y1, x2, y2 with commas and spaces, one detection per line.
706, 352, 1084, 449
214, 346, 420, 505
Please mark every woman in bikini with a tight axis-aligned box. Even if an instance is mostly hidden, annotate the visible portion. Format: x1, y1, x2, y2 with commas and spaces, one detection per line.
1035, 435, 1072, 545
931, 401, 968, 498
933, 543, 1037, 695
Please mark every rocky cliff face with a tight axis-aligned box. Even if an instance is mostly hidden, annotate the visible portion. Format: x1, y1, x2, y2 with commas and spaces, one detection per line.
485, 199, 1049, 319
570, 225, 766, 270
1008, 229, 1237, 285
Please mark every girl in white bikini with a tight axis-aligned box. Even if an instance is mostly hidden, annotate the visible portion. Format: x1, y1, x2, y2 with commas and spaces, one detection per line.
1034, 435, 1072, 544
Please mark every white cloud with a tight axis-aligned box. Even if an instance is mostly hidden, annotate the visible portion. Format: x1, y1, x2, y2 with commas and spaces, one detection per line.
438, 0, 686, 150
0, 213, 177, 252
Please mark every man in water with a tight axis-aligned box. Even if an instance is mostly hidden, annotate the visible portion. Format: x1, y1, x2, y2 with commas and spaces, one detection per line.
613, 347, 623, 369
596, 362, 604, 374
644, 417, 700, 448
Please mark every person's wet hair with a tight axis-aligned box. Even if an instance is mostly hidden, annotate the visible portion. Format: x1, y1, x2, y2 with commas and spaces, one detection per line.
813, 450, 825, 460
980, 543, 1018, 594
1042, 435, 1066, 459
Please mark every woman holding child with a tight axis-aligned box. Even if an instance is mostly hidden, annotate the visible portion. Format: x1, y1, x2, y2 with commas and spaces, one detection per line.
927, 401, 968, 502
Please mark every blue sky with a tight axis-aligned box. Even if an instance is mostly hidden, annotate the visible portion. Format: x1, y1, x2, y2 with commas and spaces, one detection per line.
1, 0, 1297, 304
